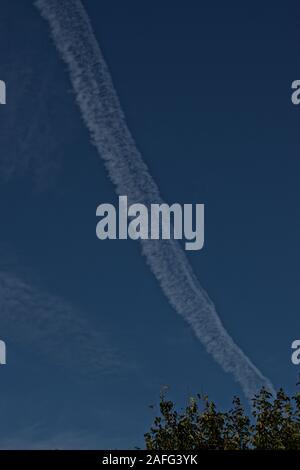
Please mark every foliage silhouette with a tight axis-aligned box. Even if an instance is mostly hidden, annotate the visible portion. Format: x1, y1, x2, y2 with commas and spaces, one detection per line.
145, 382, 300, 450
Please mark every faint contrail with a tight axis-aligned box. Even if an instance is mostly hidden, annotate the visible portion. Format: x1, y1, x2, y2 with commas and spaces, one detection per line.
0, 269, 120, 375
35, 0, 275, 399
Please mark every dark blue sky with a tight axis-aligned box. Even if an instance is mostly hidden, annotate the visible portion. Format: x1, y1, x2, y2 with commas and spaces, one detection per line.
0, 0, 299, 449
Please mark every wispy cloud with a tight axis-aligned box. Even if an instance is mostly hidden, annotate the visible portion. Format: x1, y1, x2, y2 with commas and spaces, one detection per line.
0, 268, 121, 375
0, 56, 61, 190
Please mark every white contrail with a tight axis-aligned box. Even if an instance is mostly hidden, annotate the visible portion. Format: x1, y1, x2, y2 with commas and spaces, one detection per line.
35, 0, 275, 399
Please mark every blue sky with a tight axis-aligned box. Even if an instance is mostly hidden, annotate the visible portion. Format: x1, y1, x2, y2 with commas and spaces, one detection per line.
0, 0, 299, 449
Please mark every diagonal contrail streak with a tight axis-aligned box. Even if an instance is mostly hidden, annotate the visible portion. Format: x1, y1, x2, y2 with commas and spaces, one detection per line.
35, 0, 275, 400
